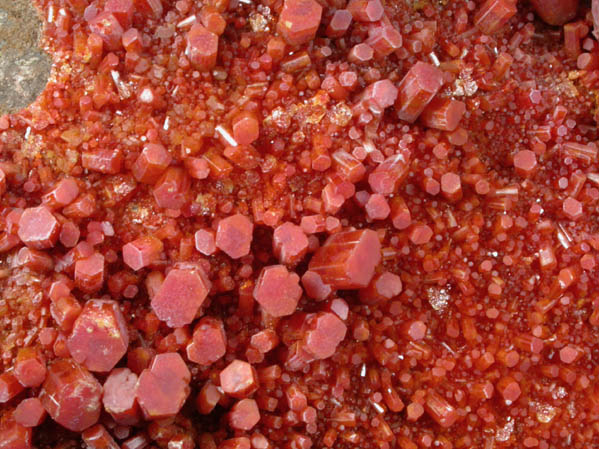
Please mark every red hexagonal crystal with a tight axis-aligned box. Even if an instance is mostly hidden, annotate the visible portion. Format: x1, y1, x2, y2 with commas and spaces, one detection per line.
39, 359, 103, 432
186, 157, 210, 180
474, 0, 517, 34
348, 43, 373, 64
326, 297, 349, 320
0, 412, 32, 449
67, 299, 129, 372
151, 267, 211, 328
420, 97, 466, 132
250, 329, 279, 354
42, 178, 80, 209
368, 150, 411, 196
301, 270, 332, 301
105, 0, 134, 28
496, 376, 521, 403
0, 372, 24, 403
407, 402, 424, 421
82, 424, 120, 449
559, 345, 582, 364
14, 398, 46, 428
563, 197, 583, 221
151, 352, 191, 383
300, 214, 326, 234
14, 347, 46, 388
136, 353, 191, 420
74, 253, 105, 293
59, 221, 80, 248
232, 111, 260, 146
200, 6, 227, 35
361, 79, 398, 114
49, 278, 72, 302
389, 197, 411, 231
82, 149, 124, 175
347, 0, 384, 22
223, 144, 261, 170
359, 271, 402, 304
253, 265, 302, 317
197, 381, 223, 414
273, 222, 309, 266
401, 320, 427, 341
440, 172, 462, 202
185, 24, 219, 71
472, 381, 495, 401
308, 229, 381, 289
88, 12, 124, 50
513, 149, 537, 177
194, 228, 217, 255
131, 143, 172, 184
17, 206, 59, 250
50, 295, 82, 332
302, 312, 347, 360
425, 391, 458, 428
102, 368, 140, 425
366, 21, 402, 57
122, 28, 143, 53
122, 235, 164, 271
396, 62, 444, 123
326, 9, 352, 38
365, 193, 390, 221
215, 214, 254, 259
409, 224, 433, 245
277, 0, 323, 45
286, 384, 308, 411
15, 247, 53, 272
153, 167, 191, 211
331, 151, 365, 183
186, 316, 227, 366
220, 360, 259, 398
62, 193, 96, 219
229, 398, 260, 431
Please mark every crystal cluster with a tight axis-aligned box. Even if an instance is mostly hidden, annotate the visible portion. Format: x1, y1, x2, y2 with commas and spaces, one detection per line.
0, 0, 597, 449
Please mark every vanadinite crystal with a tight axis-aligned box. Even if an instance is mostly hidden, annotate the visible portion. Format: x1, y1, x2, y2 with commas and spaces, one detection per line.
308, 229, 381, 289
102, 367, 140, 425
2, 0, 599, 448
136, 353, 191, 420
67, 299, 129, 372
150, 267, 211, 328
39, 359, 103, 432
